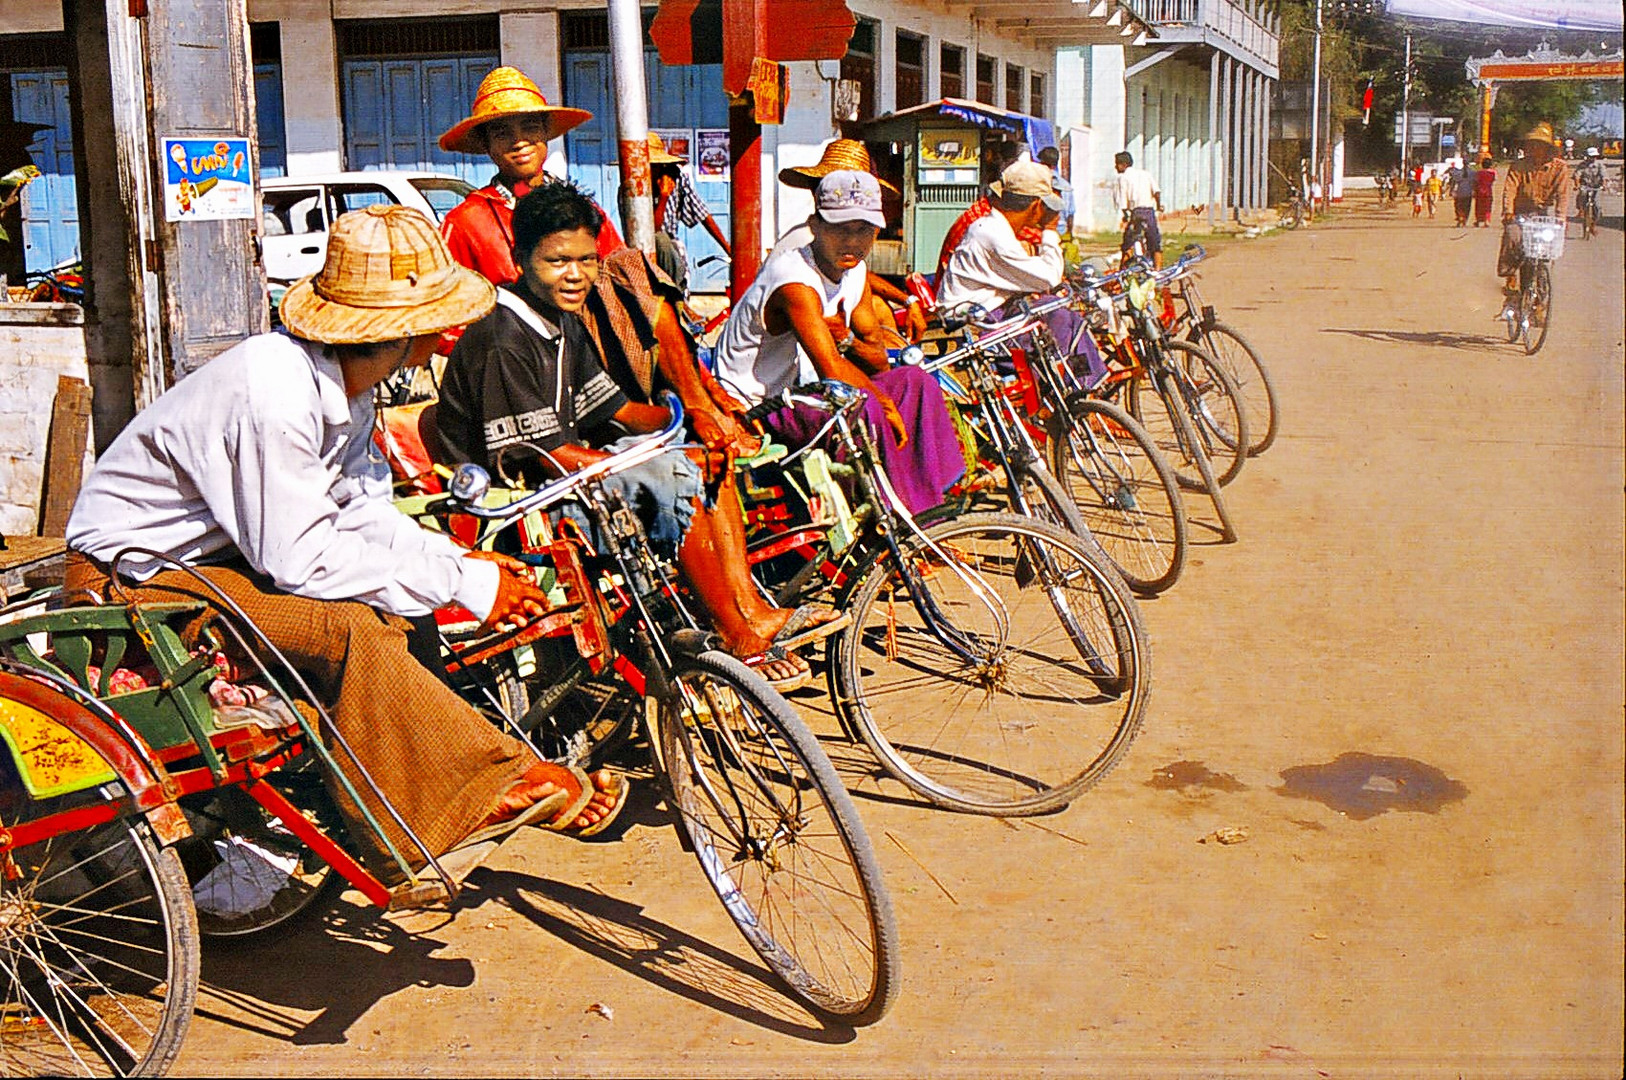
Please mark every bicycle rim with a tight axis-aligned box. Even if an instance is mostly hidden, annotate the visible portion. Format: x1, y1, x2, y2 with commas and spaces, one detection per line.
0, 796, 199, 1076
1192, 323, 1279, 456
1047, 398, 1188, 595
1163, 340, 1249, 486
1128, 370, 1240, 541
659, 651, 898, 1023
1523, 262, 1552, 356
836, 512, 1150, 815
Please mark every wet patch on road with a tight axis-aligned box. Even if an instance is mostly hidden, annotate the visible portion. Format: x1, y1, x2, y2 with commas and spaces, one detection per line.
1145, 760, 1248, 797
1276, 752, 1468, 821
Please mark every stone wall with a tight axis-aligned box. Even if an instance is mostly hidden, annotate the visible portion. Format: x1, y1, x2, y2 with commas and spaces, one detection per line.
0, 317, 90, 535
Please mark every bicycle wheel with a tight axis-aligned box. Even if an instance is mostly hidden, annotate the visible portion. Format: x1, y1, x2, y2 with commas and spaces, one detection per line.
833, 512, 1150, 815
1125, 363, 1240, 542
1009, 456, 1093, 543
0, 764, 199, 1075
176, 774, 344, 942
1046, 397, 1188, 595
1190, 322, 1279, 456
1135, 341, 1249, 488
1522, 262, 1552, 356
659, 650, 898, 1024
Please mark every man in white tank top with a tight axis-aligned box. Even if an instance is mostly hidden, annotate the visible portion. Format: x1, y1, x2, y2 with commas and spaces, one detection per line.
714, 171, 965, 515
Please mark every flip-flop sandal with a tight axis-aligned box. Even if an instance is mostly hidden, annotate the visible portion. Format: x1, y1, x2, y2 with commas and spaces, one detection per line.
742, 645, 813, 693
564, 771, 633, 839
768, 604, 853, 653
456, 786, 575, 849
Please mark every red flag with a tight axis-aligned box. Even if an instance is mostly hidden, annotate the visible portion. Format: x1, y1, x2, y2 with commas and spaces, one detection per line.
1362, 81, 1374, 127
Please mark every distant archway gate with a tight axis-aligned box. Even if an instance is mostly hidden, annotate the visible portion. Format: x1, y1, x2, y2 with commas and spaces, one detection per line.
1465, 46, 1625, 153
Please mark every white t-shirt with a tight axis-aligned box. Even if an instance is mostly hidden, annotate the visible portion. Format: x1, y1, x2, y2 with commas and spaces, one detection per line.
713, 245, 867, 405
937, 211, 1064, 314
1113, 166, 1160, 213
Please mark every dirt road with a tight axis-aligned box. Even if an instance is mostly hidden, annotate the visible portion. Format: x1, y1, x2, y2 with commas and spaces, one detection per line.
178, 196, 1625, 1078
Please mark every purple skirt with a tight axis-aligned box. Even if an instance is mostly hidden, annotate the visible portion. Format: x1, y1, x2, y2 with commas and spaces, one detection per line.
766, 366, 965, 516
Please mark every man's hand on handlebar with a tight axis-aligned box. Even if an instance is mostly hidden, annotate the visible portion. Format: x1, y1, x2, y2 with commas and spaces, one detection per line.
467, 550, 550, 633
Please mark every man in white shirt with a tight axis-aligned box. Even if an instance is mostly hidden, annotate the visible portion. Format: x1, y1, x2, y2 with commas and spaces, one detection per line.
1112, 150, 1164, 269
65, 205, 626, 885
939, 158, 1108, 387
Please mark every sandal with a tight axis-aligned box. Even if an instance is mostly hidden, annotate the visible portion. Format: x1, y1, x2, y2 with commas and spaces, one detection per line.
768, 603, 853, 652
741, 645, 813, 693
564, 769, 632, 839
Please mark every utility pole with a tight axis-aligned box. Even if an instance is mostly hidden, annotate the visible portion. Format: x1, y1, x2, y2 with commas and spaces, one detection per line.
1399, 31, 1412, 170
608, 0, 655, 254
1309, 0, 1323, 186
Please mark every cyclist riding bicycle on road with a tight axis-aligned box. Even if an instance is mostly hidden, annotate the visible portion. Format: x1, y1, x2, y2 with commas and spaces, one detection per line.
1575, 146, 1605, 226
1498, 121, 1570, 313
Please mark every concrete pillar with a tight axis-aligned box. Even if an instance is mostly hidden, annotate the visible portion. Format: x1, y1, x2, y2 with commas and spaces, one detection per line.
1229, 57, 1244, 217
877, 17, 897, 117
925, 31, 940, 102
501, 12, 568, 178
275, 5, 342, 174
1055, 47, 1087, 133
1261, 76, 1274, 205
1086, 44, 1126, 232
1208, 52, 1222, 225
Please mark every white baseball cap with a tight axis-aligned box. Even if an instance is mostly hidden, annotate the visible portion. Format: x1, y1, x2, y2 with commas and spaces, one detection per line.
815, 170, 887, 229
990, 159, 1063, 212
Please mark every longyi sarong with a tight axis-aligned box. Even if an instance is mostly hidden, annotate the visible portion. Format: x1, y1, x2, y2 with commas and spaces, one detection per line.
764, 365, 965, 516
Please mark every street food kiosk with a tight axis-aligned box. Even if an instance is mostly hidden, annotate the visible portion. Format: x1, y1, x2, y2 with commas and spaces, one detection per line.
855, 98, 1057, 277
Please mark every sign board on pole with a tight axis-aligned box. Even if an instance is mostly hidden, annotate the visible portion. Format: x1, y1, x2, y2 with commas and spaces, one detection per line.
1393, 112, 1435, 146
162, 137, 254, 222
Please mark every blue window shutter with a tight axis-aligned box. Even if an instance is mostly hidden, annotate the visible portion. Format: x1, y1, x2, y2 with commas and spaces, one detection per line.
343, 60, 385, 171
9, 70, 78, 274
254, 62, 287, 177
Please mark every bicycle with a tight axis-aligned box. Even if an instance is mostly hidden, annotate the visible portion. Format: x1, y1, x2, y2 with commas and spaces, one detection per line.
1577, 187, 1600, 240
1074, 261, 1249, 543
1153, 244, 1280, 457
1503, 214, 1562, 356
418, 395, 900, 1024
922, 298, 1188, 596
1279, 189, 1308, 229
739, 380, 1151, 815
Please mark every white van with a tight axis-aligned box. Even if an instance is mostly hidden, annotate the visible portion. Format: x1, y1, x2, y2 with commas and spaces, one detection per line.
260, 171, 474, 283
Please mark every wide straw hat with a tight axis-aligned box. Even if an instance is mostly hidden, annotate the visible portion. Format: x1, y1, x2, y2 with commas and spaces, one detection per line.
438, 67, 593, 155
1520, 121, 1557, 146
779, 138, 900, 193
279, 205, 495, 345
647, 132, 686, 164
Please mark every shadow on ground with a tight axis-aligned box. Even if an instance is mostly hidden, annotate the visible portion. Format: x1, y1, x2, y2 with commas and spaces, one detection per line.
1321, 327, 1510, 352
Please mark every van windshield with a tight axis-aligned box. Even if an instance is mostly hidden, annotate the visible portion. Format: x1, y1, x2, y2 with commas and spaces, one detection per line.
410, 177, 476, 222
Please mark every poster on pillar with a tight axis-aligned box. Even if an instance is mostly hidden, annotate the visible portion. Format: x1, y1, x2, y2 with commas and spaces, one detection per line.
695, 130, 730, 180
161, 138, 254, 222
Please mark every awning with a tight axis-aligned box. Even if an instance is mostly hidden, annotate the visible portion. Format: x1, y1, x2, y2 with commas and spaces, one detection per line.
934, 0, 1152, 48
858, 99, 1058, 153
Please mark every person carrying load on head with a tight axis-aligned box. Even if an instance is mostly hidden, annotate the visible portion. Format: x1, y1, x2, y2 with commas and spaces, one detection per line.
714, 170, 964, 517
63, 206, 631, 887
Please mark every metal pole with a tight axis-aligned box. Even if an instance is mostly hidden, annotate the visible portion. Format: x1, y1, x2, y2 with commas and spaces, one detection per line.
608, 0, 655, 254
1400, 32, 1411, 170
729, 99, 762, 301
1309, 0, 1322, 183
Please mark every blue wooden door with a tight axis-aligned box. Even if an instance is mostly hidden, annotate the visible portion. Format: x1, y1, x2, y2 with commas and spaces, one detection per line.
342, 55, 497, 185
564, 53, 731, 292
254, 62, 287, 177
8, 70, 77, 274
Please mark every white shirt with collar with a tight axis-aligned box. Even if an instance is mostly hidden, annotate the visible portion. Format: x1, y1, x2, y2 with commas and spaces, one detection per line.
66, 332, 499, 620
936, 211, 1064, 314
1113, 166, 1160, 213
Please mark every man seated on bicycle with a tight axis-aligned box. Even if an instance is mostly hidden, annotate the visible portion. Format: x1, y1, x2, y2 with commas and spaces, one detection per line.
712, 170, 965, 516
64, 206, 627, 883
437, 183, 843, 691
937, 157, 1110, 390
1498, 121, 1570, 303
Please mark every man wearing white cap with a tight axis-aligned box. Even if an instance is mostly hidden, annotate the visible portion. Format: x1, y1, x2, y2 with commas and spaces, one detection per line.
939, 158, 1108, 388
715, 170, 963, 515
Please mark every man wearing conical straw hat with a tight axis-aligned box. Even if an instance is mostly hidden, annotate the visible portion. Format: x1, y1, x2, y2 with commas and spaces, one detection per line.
65, 206, 629, 888
1497, 120, 1568, 302
440, 66, 623, 288
770, 139, 926, 342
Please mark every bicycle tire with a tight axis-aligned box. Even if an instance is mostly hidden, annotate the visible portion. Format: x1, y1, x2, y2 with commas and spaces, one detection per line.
1523, 262, 1552, 356
1190, 322, 1279, 456
659, 650, 898, 1024
176, 777, 345, 943
1163, 339, 1249, 486
0, 768, 200, 1076
1127, 362, 1240, 542
832, 512, 1150, 815
1010, 456, 1094, 545
1046, 397, 1188, 595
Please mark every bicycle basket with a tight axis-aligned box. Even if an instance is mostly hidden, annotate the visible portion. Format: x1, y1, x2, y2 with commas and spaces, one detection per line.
1520, 217, 1565, 260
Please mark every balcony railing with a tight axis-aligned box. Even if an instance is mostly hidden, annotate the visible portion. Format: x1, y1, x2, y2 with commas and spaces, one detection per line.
1126, 0, 1279, 69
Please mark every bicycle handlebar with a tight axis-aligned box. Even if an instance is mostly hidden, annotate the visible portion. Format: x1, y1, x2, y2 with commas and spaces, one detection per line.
447, 392, 686, 520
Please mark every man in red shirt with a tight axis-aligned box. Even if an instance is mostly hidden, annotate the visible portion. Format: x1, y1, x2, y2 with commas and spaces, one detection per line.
439, 67, 623, 288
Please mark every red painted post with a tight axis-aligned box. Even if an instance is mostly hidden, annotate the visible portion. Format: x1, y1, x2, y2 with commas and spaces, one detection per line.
730, 98, 762, 299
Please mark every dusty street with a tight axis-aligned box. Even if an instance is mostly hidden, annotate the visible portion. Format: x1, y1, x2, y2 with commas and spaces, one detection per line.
177, 195, 1625, 1078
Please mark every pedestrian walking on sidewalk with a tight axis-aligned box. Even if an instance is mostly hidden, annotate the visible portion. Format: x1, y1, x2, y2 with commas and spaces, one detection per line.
1473, 158, 1497, 226
1452, 160, 1477, 226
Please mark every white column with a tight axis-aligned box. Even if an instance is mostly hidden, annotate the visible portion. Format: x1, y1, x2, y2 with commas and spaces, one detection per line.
1208, 53, 1222, 225
501, 11, 569, 178
1261, 76, 1273, 205
275, 4, 342, 174
1085, 44, 1125, 232
1055, 46, 1087, 133
877, 19, 897, 117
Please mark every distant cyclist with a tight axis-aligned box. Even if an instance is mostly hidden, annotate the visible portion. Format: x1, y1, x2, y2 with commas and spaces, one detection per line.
1575, 146, 1604, 238
1498, 121, 1570, 307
